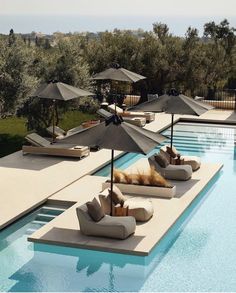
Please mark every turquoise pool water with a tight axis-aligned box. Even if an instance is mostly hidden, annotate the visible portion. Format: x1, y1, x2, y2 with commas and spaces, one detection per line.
1, 122, 236, 291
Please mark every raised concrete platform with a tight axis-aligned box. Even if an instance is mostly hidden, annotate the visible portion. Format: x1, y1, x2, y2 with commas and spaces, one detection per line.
0, 149, 122, 230
28, 160, 223, 256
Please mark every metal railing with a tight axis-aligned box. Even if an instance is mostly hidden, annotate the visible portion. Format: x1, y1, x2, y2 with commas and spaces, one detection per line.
199, 89, 236, 111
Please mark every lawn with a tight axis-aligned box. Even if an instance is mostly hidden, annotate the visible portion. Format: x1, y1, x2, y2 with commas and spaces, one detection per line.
0, 111, 97, 158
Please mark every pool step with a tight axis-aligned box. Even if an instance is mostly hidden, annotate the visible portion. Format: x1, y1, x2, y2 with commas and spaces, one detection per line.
24, 205, 67, 236
40, 206, 66, 216
42, 206, 67, 212
35, 213, 57, 222
25, 227, 38, 235
32, 220, 48, 225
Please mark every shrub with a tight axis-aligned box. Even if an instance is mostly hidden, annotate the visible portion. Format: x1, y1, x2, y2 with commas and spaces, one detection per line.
148, 166, 170, 187
136, 170, 148, 185
120, 170, 133, 184
78, 97, 100, 114
113, 169, 123, 183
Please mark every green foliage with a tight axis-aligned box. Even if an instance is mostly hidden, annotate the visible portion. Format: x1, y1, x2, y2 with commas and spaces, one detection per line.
153, 22, 170, 44
0, 35, 38, 115
0, 111, 97, 157
15, 34, 93, 133
59, 110, 97, 131
47, 36, 92, 88
0, 117, 28, 158
0, 116, 27, 136
0, 19, 235, 128
78, 96, 100, 114
18, 98, 56, 135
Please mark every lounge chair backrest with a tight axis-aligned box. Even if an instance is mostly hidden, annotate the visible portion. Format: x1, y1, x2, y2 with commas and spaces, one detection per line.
47, 126, 66, 137
67, 125, 84, 135
97, 109, 113, 119
148, 155, 163, 171
99, 189, 116, 215
161, 145, 179, 155
76, 204, 94, 233
25, 133, 51, 147
108, 104, 123, 114
160, 147, 170, 161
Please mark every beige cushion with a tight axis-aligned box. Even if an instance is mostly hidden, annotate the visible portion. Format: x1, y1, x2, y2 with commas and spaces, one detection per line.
99, 189, 154, 222
154, 153, 169, 168
125, 199, 154, 222
182, 156, 201, 171
99, 192, 114, 215
166, 146, 179, 158
109, 185, 126, 205
25, 133, 51, 147
86, 197, 104, 222
47, 126, 66, 137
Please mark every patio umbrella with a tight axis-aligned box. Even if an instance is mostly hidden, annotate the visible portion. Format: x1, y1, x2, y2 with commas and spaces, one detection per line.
92, 65, 146, 83
92, 64, 146, 110
62, 114, 166, 215
131, 90, 214, 150
32, 80, 94, 142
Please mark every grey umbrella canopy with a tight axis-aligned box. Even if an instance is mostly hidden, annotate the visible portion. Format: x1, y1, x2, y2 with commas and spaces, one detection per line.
130, 93, 213, 113
62, 114, 166, 215
32, 80, 94, 142
33, 81, 94, 101
131, 92, 214, 150
92, 67, 146, 83
93, 65, 146, 113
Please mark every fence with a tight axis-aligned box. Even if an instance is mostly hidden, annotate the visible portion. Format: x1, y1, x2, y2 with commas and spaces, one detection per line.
199, 89, 236, 111
102, 89, 236, 110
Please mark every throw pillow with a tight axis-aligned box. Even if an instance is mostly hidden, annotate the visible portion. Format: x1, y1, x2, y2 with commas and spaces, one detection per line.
154, 153, 169, 168
108, 185, 126, 205
86, 197, 105, 222
166, 146, 179, 158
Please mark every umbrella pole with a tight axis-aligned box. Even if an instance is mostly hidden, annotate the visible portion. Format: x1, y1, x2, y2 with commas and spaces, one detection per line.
114, 94, 117, 114
52, 100, 56, 143
170, 113, 174, 162
110, 149, 114, 216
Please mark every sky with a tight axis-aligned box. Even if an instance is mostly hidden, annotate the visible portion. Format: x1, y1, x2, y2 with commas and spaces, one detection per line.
0, 0, 236, 35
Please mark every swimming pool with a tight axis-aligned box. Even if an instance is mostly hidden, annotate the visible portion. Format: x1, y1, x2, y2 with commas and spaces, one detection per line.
1, 122, 236, 291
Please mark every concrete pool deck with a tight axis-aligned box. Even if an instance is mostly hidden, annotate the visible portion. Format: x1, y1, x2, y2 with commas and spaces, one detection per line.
0, 148, 122, 230
0, 109, 234, 242
28, 160, 223, 256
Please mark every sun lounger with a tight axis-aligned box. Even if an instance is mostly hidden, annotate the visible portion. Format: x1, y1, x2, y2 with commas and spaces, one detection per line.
97, 109, 146, 127
160, 145, 201, 171
148, 155, 192, 181
22, 133, 90, 158
46, 125, 84, 140
108, 104, 155, 122
46, 126, 100, 151
76, 204, 136, 239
